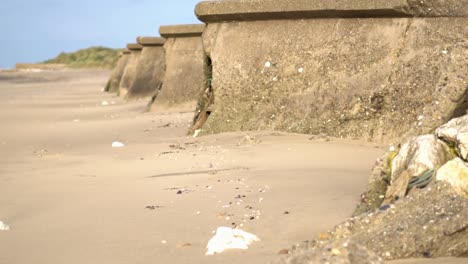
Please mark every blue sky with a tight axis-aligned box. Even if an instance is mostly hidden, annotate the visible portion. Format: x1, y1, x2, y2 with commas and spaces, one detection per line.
0, 0, 202, 68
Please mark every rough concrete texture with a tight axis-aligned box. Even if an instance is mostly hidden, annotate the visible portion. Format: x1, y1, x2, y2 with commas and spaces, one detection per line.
105, 53, 129, 93
118, 47, 142, 97
149, 28, 206, 111
282, 182, 468, 262
196, 0, 468, 22
125, 38, 165, 99
197, 17, 467, 143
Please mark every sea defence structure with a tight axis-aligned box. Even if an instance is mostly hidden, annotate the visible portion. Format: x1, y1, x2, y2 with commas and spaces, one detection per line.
193, 0, 468, 143
148, 24, 206, 111
119, 43, 143, 97
125, 37, 166, 99
105, 49, 130, 93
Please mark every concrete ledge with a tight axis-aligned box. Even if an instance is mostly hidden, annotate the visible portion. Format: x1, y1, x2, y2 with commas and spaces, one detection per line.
159, 24, 205, 38
137, 37, 165, 46
127, 43, 143, 51
195, 0, 468, 22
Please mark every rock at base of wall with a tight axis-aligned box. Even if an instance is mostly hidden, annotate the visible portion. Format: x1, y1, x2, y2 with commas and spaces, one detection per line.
283, 183, 468, 262
383, 134, 452, 204
436, 158, 468, 198
278, 240, 383, 264
436, 115, 468, 161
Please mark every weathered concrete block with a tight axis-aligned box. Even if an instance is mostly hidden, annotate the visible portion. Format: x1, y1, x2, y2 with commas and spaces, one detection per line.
148, 24, 206, 111
119, 43, 142, 97
105, 49, 130, 93
125, 37, 166, 99
193, 0, 467, 143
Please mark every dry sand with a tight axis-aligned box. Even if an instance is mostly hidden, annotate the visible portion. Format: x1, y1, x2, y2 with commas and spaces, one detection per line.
0, 70, 463, 264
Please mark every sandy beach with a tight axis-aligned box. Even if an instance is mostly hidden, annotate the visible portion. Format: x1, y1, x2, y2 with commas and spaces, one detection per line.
0, 70, 464, 264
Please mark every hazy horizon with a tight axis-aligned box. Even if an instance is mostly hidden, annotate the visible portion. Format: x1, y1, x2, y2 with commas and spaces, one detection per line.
0, 0, 202, 69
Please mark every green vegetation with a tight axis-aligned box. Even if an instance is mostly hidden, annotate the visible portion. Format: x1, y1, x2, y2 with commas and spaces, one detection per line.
44, 46, 122, 69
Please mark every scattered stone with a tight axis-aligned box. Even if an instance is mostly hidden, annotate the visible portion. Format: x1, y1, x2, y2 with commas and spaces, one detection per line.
177, 243, 192, 248
159, 151, 176, 156
0, 221, 10, 231
145, 205, 161, 210
169, 143, 185, 150
111, 141, 125, 148
158, 123, 171, 128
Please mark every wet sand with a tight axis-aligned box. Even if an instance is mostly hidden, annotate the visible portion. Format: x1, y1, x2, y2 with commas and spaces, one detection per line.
0, 70, 463, 263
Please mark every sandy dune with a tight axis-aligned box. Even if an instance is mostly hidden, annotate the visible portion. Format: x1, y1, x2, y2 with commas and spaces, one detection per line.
0, 70, 463, 264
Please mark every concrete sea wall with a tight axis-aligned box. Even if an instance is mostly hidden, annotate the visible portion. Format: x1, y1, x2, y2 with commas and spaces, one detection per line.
105, 50, 130, 93
119, 43, 142, 97
126, 37, 165, 99
148, 24, 206, 111
193, 0, 468, 143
